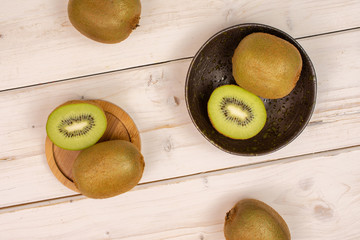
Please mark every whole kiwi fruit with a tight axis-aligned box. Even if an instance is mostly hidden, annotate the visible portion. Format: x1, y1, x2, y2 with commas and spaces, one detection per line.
46, 100, 107, 151
68, 0, 141, 44
224, 199, 291, 240
73, 140, 145, 199
232, 32, 302, 99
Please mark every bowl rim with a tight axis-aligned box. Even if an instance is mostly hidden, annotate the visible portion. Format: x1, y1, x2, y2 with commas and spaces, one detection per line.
185, 23, 317, 156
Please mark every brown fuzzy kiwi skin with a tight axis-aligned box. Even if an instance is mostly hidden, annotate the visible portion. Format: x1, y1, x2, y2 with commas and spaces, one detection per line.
68, 0, 141, 44
72, 140, 145, 199
232, 32, 302, 99
224, 199, 291, 240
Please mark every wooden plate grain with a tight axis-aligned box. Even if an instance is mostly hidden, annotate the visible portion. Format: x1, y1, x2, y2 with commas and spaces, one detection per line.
45, 100, 141, 192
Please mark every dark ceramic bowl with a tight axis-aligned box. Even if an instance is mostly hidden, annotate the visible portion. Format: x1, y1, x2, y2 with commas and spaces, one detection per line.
185, 23, 316, 156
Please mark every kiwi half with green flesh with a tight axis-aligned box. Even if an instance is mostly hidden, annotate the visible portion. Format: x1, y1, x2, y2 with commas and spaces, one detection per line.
46, 101, 107, 150
207, 85, 266, 140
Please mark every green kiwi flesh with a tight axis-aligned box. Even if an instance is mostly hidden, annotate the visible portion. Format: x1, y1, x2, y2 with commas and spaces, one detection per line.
224, 199, 291, 240
46, 101, 107, 150
72, 140, 145, 199
207, 85, 266, 140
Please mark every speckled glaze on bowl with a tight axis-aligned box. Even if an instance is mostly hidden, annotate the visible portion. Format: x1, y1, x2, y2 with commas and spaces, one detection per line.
185, 23, 317, 156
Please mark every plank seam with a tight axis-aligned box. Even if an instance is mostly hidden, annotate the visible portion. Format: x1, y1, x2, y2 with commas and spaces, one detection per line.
0, 57, 193, 93
0, 26, 359, 93
1, 144, 359, 214
295, 26, 360, 40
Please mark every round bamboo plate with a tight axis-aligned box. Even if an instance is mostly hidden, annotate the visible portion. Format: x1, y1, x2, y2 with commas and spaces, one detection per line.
45, 99, 141, 192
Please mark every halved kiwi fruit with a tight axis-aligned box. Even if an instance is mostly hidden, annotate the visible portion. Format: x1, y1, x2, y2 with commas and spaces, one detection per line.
207, 85, 266, 139
46, 100, 107, 150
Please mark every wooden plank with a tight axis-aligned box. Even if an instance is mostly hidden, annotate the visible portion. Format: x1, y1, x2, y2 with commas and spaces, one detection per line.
0, 29, 360, 208
0, 0, 360, 90
1, 147, 360, 239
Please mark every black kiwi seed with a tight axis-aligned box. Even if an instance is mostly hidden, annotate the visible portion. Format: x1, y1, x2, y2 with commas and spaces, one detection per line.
58, 114, 96, 138
220, 97, 254, 126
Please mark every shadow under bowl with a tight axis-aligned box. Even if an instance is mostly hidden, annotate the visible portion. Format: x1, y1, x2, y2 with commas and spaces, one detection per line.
185, 23, 317, 156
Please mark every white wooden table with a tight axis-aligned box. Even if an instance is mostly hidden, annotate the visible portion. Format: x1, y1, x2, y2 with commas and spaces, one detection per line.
1, 1, 360, 239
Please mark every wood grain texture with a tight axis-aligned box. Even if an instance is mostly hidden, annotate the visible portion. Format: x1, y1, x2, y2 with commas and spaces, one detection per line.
0, 29, 359, 208
1, 147, 360, 240
0, 0, 359, 90
45, 100, 141, 192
